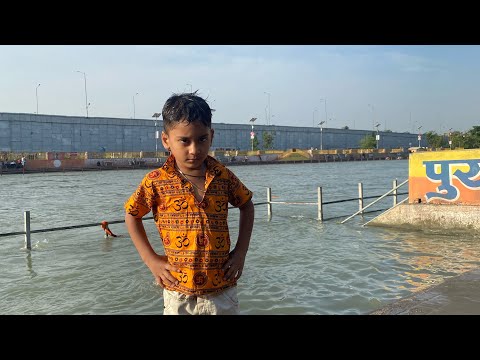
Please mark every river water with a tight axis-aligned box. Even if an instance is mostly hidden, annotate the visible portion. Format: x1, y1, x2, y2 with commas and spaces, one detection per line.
1, 160, 479, 315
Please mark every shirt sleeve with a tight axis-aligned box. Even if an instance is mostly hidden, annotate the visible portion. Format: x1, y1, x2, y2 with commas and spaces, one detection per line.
227, 168, 253, 208
124, 175, 154, 218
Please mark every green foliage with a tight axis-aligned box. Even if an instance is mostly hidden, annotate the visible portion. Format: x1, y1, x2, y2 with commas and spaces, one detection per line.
360, 134, 376, 149
464, 126, 480, 148
262, 131, 276, 150
252, 136, 259, 151
425, 131, 448, 148
428, 126, 480, 149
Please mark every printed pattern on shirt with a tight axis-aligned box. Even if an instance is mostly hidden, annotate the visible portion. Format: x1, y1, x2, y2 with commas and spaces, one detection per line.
124, 155, 253, 296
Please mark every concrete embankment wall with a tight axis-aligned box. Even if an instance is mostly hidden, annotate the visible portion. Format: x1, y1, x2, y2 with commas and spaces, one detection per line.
368, 203, 480, 232
0, 112, 419, 152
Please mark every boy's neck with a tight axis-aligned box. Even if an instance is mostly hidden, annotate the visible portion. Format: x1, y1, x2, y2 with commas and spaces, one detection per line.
175, 161, 206, 176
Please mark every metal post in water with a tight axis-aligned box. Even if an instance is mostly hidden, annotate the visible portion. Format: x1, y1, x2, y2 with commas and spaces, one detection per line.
393, 179, 398, 206
267, 187, 272, 220
317, 186, 323, 221
358, 182, 364, 214
24, 211, 31, 250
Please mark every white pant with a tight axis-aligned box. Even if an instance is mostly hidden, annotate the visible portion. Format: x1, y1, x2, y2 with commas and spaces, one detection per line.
163, 286, 239, 315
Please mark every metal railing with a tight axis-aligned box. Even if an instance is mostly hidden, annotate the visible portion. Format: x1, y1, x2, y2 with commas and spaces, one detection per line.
341, 179, 409, 224
0, 180, 409, 250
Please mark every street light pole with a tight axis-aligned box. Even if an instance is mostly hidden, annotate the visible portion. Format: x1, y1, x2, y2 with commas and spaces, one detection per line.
368, 104, 374, 131
76, 71, 88, 117
418, 126, 422, 147
133, 92, 139, 119
319, 121, 325, 150
375, 123, 380, 149
35, 83, 41, 114
320, 98, 328, 127
249, 117, 257, 151
152, 112, 161, 158
264, 91, 271, 125
448, 128, 453, 150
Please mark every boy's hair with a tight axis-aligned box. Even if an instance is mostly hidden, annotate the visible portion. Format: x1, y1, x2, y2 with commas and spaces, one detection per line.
162, 91, 212, 132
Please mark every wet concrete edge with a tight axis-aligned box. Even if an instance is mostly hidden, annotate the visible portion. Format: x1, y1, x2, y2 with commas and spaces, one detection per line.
368, 267, 480, 315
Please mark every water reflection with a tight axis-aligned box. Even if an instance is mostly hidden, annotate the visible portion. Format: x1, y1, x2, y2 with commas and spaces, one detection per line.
375, 228, 480, 293
101, 237, 113, 252
25, 251, 37, 278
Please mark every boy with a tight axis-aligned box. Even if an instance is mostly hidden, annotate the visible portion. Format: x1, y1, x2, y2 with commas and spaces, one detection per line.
124, 92, 254, 315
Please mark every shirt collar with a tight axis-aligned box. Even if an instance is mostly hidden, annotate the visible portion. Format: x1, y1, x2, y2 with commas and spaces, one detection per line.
163, 154, 222, 180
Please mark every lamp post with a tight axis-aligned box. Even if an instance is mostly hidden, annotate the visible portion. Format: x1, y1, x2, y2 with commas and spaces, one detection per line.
133, 92, 139, 119
319, 121, 325, 150
186, 83, 192, 93
152, 112, 161, 158
249, 117, 257, 151
448, 128, 453, 150
35, 83, 40, 114
264, 91, 271, 125
319, 98, 328, 127
76, 71, 89, 117
375, 123, 381, 149
417, 126, 422, 147
368, 103, 374, 131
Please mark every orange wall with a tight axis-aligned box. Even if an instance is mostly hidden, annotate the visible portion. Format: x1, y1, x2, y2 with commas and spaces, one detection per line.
409, 149, 480, 204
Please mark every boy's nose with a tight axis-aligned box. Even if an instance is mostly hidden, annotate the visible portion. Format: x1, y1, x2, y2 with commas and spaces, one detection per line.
189, 143, 201, 155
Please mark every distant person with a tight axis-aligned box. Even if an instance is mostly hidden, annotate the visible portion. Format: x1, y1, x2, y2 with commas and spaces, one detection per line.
124, 91, 254, 315
101, 221, 117, 238
21, 156, 26, 168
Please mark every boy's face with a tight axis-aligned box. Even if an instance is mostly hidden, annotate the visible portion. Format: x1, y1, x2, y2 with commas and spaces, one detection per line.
161, 120, 214, 171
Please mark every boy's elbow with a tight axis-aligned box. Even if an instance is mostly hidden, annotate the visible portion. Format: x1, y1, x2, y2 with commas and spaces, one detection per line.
240, 199, 254, 213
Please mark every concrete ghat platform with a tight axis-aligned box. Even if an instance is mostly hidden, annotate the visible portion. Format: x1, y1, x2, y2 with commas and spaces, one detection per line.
369, 267, 480, 315
366, 204, 480, 232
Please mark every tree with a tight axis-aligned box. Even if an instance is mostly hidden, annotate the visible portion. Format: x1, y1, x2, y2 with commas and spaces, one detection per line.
451, 131, 465, 149
360, 134, 376, 149
262, 131, 276, 150
464, 126, 480, 148
425, 131, 447, 149
252, 136, 259, 151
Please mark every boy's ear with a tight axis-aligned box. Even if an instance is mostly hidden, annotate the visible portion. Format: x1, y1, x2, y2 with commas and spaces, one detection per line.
161, 131, 170, 150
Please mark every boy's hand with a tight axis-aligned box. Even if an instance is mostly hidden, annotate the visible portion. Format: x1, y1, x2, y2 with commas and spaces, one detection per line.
222, 249, 247, 281
146, 255, 182, 288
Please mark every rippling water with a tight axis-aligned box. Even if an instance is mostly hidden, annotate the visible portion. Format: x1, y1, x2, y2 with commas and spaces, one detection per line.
1, 160, 479, 314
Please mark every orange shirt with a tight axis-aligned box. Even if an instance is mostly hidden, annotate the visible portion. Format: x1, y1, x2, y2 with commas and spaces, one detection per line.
124, 155, 253, 296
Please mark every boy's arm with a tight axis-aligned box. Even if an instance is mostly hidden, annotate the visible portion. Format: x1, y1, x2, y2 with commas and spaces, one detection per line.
223, 199, 254, 281
125, 213, 180, 287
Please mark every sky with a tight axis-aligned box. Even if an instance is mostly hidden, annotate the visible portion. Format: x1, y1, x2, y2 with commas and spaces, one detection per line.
1, 45, 479, 134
